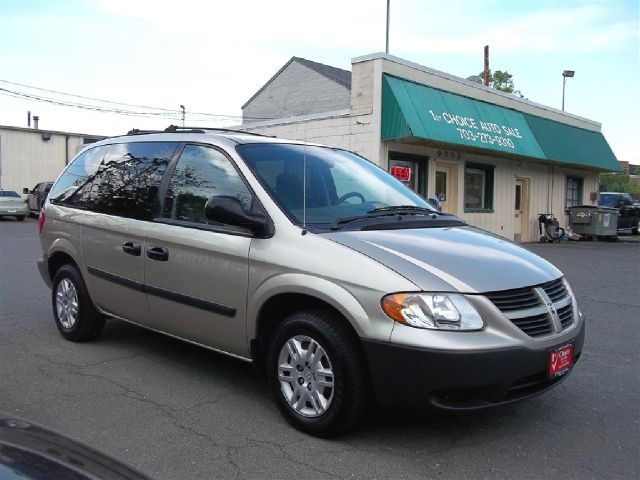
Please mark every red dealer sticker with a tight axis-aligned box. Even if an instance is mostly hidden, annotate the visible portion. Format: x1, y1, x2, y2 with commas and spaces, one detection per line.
390, 166, 412, 182
548, 343, 574, 377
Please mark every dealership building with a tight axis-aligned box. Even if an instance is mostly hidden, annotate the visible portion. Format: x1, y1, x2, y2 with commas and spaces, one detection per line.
240, 54, 620, 242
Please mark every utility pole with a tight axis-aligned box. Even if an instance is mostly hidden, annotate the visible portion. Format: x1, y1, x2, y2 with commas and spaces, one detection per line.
484, 46, 490, 86
385, 0, 390, 54
180, 105, 186, 126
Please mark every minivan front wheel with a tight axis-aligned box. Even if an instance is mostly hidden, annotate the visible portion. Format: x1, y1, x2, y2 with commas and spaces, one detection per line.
52, 264, 105, 342
267, 311, 366, 436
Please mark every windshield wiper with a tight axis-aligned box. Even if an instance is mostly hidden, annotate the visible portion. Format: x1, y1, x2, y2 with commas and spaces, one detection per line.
331, 206, 439, 230
367, 205, 438, 215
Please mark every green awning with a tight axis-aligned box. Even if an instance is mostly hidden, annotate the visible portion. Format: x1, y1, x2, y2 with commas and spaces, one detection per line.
382, 75, 620, 172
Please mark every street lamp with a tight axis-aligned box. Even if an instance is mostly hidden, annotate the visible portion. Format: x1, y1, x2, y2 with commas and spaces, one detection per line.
562, 70, 575, 111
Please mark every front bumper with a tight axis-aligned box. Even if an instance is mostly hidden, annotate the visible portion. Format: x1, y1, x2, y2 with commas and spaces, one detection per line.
362, 319, 585, 410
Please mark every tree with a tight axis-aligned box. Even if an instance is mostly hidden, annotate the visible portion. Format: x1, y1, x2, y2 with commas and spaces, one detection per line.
599, 173, 640, 196
477, 69, 523, 97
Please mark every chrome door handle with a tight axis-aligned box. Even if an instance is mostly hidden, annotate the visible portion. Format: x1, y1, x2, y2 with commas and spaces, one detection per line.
146, 245, 169, 262
122, 241, 142, 256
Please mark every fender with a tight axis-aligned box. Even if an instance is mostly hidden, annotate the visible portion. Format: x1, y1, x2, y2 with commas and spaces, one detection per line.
247, 273, 370, 340
47, 237, 82, 270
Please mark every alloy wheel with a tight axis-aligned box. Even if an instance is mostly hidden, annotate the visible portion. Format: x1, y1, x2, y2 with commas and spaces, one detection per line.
277, 335, 335, 418
55, 278, 79, 329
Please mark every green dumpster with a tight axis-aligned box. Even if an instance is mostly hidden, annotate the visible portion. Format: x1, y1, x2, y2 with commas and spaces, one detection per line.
568, 205, 618, 240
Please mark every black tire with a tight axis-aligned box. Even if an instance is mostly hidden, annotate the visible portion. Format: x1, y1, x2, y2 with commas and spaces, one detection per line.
51, 264, 105, 342
633, 219, 639, 235
16, 216, 26, 222
266, 310, 367, 437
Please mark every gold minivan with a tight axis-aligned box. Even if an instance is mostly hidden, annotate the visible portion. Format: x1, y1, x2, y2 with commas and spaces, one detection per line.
38, 127, 585, 436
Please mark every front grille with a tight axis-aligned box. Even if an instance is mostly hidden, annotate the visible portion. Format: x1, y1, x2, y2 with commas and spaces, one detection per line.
557, 303, 574, 329
541, 278, 568, 302
510, 312, 554, 337
485, 287, 541, 311
485, 277, 575, 338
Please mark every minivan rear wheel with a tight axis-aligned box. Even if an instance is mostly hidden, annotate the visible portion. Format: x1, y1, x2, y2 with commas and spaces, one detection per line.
52, 264, 105, 342
266, 310, 366, 437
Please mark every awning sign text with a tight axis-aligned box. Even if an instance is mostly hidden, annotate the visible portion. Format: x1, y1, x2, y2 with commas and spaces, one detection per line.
428, 110, 523, 149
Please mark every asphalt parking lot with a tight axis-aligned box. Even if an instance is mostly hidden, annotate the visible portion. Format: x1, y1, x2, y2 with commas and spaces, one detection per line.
1, 217, 638, 480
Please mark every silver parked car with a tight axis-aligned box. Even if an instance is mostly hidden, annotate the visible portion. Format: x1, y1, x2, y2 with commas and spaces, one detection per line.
37, 127, 585, 436
0, 190, 28, 221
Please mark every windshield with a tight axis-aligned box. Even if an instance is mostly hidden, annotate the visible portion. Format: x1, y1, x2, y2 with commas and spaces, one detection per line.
599, 194, 617, 207
237, 144, 434, 227
0, 191, 20, 198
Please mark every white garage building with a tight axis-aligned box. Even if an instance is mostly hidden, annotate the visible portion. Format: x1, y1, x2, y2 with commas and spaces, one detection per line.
0, 125, 103, 194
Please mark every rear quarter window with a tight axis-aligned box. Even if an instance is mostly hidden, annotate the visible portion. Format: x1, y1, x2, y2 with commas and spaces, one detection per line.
50, 142, 179, 221
49, 146, 110, 203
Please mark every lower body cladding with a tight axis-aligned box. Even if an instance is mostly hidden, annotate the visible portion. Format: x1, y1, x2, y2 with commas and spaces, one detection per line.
362, 321, 585, 410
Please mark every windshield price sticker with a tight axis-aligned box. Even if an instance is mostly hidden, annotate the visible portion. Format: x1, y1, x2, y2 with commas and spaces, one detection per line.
390, 166, 412, 182
428, 110, 524, 149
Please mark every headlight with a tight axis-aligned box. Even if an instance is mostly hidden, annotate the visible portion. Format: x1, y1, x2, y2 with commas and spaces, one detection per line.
381, 293, 483, 331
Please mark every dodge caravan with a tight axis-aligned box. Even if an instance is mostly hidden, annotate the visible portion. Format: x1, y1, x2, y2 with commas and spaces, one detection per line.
37, 127, 585, 436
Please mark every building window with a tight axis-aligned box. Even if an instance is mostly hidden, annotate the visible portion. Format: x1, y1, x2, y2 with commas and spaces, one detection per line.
566, 177, 583, 207
464, 163, 494, 211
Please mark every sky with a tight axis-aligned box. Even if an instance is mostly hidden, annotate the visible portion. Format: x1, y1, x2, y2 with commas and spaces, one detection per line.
0, 0, 638, 163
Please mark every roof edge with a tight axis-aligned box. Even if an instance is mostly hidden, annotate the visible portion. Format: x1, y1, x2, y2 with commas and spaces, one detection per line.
241, 57, 297, 109
0, 124, 105, 138
352, 52, 602, 129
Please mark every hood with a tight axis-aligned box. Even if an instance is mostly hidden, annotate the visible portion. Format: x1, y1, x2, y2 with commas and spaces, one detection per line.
324, 226, 562, 293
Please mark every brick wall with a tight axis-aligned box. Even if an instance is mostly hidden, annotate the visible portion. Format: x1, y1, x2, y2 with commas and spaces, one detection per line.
242, 61, 350, 123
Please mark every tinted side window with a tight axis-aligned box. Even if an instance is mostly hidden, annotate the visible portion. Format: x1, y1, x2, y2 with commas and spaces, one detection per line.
68, 142, 178, 220
49, 146, 110, 203
163, 144, 252, 225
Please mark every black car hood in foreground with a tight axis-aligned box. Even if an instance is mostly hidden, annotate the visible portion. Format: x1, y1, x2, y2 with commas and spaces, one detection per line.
0, 414, 150, 480
325, 225, 562, 293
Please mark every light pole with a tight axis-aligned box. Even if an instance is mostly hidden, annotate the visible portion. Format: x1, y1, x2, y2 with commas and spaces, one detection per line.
562, 70, 574, 111
385, 0, 390, 54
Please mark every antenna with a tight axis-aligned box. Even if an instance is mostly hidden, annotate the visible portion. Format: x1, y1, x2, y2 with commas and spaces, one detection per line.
302, 66, 308, 235
180, 105, 186, 126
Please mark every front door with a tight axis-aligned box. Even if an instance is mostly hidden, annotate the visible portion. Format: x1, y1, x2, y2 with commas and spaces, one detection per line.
144, 144, 253, 357
28, 184, 39, 210
514, 178, 529, 242
435, 166, 450, 212
435, 164, 458, 214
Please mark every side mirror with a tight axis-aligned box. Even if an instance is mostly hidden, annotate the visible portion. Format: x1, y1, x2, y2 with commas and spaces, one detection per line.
22, 188, 29, 194
427, 196, 442, 212
205, 195, 272, 237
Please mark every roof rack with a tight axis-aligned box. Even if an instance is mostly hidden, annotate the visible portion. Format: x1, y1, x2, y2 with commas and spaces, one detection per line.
125, 125, 271, 137
164, 125, 270, 137
126, 128, 165, 135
